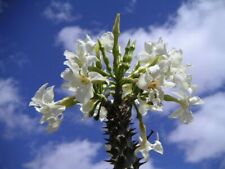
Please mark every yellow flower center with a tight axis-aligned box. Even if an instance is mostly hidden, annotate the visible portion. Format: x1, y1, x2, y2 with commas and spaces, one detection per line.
147, 80, 160, 89
80, 75, 90, 85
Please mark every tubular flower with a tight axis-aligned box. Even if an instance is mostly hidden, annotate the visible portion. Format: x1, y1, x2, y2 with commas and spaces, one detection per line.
137, 65, 165, 111
169, 92, 204, 124
138, 38, 168, 65
63, 37, 96, 74
80, 99, 97, 117
61, 39, 107, 103
136, 133, 163, 161
29, 83, 65, 132
61, 67, 106, 103
99, 32, 114, 52
136, 98, 152, 116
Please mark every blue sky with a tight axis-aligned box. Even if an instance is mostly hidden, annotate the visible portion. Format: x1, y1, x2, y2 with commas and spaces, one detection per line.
1, 0, 225, 169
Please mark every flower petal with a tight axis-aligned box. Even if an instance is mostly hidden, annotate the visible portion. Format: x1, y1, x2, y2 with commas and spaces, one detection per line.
189, 96, 204, 105
75, 83, 93, 103
29, 83, 48, 106
42, 86, 54, 104
137, 73, 148, 90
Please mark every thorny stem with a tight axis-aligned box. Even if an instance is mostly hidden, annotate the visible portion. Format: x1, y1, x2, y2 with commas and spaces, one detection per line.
103, 100, 144, 169
102, 60, 144, 168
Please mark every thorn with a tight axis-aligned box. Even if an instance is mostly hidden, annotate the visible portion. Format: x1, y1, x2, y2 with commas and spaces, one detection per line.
147, 130, 154, 140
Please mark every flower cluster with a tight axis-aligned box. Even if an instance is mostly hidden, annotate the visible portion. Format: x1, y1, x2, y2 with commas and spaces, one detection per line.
30, 14, 203, 163
135, 38, 203, 123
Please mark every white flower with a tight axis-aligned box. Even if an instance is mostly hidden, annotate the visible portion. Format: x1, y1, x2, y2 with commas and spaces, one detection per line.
64, 50, 95, 74
84, 35, 96, 53
138, 38, 167, 64
169, 92, 203, 124
99, 32, 114, 52
64, 50, 95, 68
168, 49, 183, 67
161, 49, 194, 93
63, 35, 96, 73
137, 65, 162, 90
137, 65, 164, 111
136, 133, 163, 161
61, 67, 107, 103
62, 34, 108, 103
169, 65, 192, 90
136, 98, 151, 116
80, 99, 97, 117
135, 96, 163, 115
29, 83, 65, 132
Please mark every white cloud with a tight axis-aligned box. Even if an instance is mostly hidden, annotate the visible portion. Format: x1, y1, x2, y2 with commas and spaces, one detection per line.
142, 162, 160, 169
168, 92, 225, 162
57, 26, 90, 51
43, 1, 79, 23
24, 140, 110, 169
0, 78, 37, 139
24, 139, 158, 169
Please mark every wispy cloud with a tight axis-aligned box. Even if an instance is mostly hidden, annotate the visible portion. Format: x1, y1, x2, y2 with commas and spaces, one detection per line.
24, 139, 111, 169
24, 139, 158, 169
125, 0, 137, 13
168, 92, 225, 162
43, 0, 80, 23
0, 78, 38, 139
0, 40, 29, 74
0, 52, 28, 74
56, 26, 107, 51
56, 26, 90, 51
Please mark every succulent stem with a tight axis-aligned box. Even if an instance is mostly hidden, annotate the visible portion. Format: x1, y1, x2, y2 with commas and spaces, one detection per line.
104, 101, 144, 169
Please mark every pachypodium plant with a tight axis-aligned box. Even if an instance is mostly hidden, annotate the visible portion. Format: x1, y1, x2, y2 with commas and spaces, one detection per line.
30, 14, 203, 169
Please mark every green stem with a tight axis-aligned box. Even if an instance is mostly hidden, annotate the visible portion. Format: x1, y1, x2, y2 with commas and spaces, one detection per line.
134, 103, 147, 141
56, 96, 78, 108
